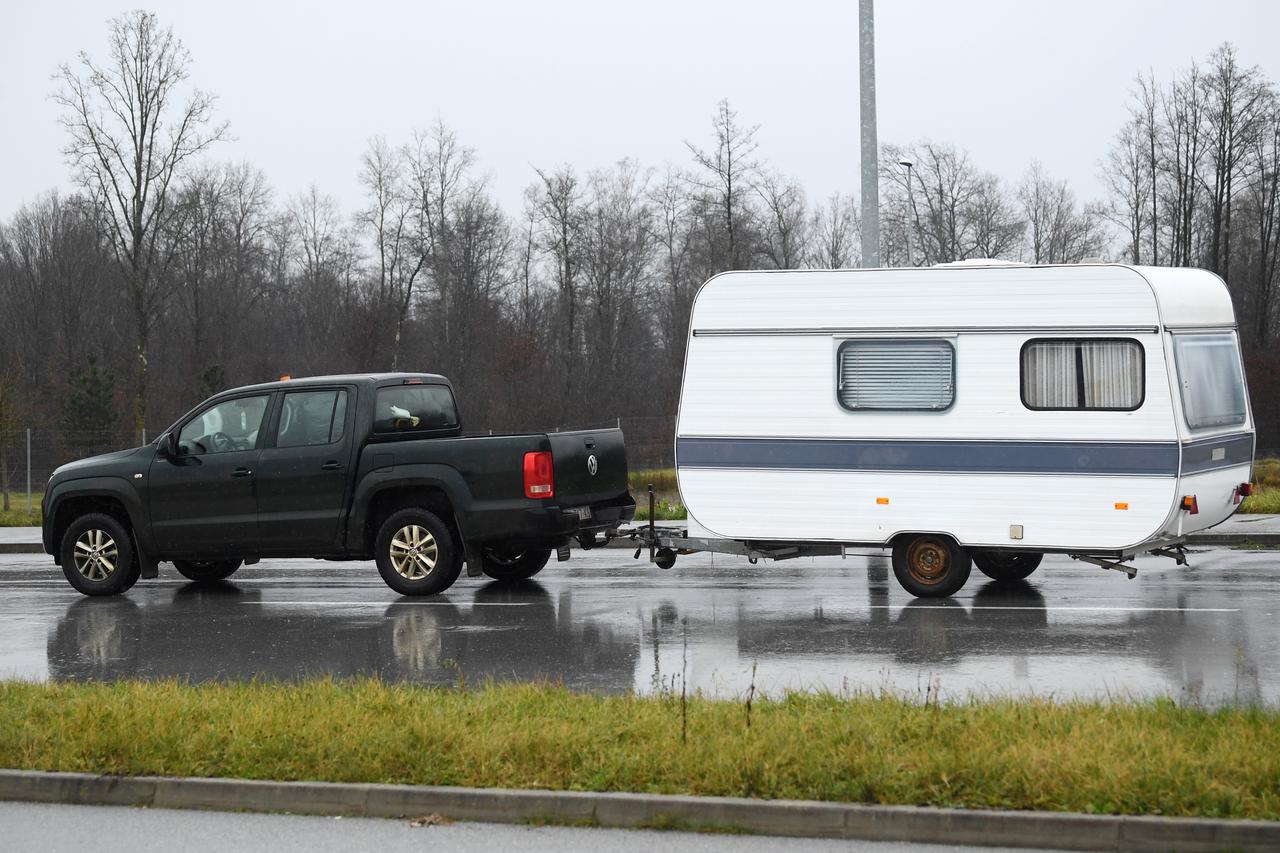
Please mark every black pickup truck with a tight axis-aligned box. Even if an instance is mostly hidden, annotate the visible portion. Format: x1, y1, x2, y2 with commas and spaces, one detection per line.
42, 373, 634, 597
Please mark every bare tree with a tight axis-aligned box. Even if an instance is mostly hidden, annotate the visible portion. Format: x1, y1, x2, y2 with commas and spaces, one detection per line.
807, 192, 860, 269
1018, 162, 1104, 263
528, 165, 586, 418
1200, 44, 1270, 280
1101, 118, 1152, 263
755, 171, 809, 269
686, 99, 759, 271
54, 10, 227, 440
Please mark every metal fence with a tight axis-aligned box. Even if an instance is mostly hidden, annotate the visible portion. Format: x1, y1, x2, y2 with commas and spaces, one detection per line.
0, 415, 675, 511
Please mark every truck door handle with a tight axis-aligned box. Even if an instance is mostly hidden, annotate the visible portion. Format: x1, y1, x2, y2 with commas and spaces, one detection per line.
321, 461, 345, 472
231, 467, 254, 478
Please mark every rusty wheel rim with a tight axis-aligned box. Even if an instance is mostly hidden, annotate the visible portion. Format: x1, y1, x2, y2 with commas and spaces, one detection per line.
906, 539, 950, 585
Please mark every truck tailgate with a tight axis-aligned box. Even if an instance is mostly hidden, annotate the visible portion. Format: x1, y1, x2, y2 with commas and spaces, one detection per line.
547, 428, 630, 507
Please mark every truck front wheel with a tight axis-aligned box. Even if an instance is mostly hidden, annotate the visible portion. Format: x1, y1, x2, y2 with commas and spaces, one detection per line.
480, 547, 552, 582
59, 513, 141, 597
375, 508, 463, 596
891, 534, 972, 598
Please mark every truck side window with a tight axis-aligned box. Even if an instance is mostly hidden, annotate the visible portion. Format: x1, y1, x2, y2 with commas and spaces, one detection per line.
837, 339, 955, 410
1021, 339, 1143, 411
277, 390, 348, 449
374, 385, 459, 432
178, 395, 270, 455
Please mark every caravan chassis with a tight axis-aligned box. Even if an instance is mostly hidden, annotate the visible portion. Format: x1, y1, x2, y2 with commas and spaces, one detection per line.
627, 486, 1192, 583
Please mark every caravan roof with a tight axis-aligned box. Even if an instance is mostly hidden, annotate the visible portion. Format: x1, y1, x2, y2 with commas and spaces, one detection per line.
688, 264, 1234, 334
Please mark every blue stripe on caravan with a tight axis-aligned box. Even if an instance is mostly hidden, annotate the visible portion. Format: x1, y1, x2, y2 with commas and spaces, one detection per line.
676, 437, 1181, 476
1180, 432, 1255, 475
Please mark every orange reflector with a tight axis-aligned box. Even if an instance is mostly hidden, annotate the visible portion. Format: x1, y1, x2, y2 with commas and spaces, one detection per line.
1114, 502, 1129, 510
875, 497, 889, 505
1181, 495, 1199, 514
279, 374, 291, 381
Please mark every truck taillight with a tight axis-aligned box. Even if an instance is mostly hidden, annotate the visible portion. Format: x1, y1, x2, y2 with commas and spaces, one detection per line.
523, 451, 554, 499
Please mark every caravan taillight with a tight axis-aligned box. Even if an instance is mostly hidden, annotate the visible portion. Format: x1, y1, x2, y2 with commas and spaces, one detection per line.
1239, 483, 1255, 497
1181, 495, 1199, 515
523, 451, 554, 499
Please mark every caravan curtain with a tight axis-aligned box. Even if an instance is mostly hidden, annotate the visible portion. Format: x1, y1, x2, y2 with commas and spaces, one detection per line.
1021, 341, 1078, 408
1022, 339, 1142, 410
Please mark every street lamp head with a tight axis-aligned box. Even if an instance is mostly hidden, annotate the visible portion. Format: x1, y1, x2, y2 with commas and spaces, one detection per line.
898, 159, 913, 169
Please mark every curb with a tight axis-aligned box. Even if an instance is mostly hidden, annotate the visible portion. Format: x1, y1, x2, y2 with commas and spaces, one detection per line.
0, 770, 1277, 851
0, 544, 43, 555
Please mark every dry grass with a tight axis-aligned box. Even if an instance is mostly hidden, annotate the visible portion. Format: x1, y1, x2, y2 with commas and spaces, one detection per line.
0, 492, 40, 527
629, 469, 686, 519
1, 679, 1278, 820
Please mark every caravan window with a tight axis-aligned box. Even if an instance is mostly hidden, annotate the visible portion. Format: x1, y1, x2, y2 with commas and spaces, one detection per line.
1021, 339, 1144, 411
1172, 333, 1247, 430
837, 339, 955, 410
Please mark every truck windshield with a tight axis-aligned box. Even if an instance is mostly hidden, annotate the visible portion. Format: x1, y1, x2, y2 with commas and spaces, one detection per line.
1172, 333, 1247, 431
374, 385, 459, 432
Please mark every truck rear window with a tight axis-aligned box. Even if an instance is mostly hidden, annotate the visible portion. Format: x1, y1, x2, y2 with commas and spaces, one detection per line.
374, 385, 459, 433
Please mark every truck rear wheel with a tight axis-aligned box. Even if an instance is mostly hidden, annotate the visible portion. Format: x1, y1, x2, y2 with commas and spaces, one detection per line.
973, 551, 1043, 583
375, 508, 463, 596
891, 534, 972, 598
59, 513, 141, 597
172, 559, 243, 583
480, 547, 552, 582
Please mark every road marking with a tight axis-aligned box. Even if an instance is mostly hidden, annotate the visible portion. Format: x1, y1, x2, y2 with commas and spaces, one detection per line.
880, 605, 1240, 612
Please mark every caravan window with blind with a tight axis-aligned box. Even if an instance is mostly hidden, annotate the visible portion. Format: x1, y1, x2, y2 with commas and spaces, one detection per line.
1172, 333, 1247, 430
837, 339, 955, 410
1021, 339, 1144, 411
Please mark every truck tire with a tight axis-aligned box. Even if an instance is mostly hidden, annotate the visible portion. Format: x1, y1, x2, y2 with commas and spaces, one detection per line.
375, 508, 463, 596
59, 512, 142, 597
480, 547, 552, 582
891, 534, 971, 598
172, 559, 243, 583
973, 551, 1043, 583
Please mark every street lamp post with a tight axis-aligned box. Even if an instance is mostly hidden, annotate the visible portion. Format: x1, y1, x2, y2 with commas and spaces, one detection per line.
898, 159, 915, 267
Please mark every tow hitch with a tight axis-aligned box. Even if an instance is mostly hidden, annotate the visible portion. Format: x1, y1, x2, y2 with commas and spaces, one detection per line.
1071, 554, 1138, 579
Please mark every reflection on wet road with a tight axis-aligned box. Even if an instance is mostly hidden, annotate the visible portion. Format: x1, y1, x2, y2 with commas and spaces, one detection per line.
1, 548, 1277, 704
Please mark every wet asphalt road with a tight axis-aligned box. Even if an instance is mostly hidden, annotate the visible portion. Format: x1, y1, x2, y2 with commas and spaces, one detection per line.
1, 546, 1277, 704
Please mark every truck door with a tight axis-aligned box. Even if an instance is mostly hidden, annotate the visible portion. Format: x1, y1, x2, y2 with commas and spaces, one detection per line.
254, 387, 355, 551
148, 393, 271, 556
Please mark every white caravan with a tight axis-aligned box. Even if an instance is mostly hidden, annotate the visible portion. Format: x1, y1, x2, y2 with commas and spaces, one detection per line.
655, 262, 1255, 598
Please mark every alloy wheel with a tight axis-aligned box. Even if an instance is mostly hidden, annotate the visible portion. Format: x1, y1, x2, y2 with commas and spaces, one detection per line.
390, 524, 439, 580
73, 529, 119, 581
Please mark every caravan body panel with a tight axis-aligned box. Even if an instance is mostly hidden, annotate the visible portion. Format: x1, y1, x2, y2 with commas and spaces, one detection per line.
675, 264, 1253, 554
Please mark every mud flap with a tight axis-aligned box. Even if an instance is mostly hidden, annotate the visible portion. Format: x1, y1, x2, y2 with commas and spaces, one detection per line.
464, 543, 484, 577
138, 551, 159, 579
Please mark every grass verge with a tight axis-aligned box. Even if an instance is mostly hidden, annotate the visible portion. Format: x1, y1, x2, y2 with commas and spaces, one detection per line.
1, 679, 1278, 821
0, 492, 41, 527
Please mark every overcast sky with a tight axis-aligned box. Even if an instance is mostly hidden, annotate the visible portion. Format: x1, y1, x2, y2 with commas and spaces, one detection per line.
3, 0, 1278, 221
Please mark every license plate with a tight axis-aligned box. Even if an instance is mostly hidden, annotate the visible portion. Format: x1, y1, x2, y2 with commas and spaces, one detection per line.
574, 507, 592, 520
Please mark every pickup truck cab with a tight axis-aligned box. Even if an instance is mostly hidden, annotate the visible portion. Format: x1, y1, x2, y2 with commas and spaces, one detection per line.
43, 373, 635, 596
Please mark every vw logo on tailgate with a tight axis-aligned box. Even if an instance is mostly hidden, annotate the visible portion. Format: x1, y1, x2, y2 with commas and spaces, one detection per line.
587, 454, 598, 476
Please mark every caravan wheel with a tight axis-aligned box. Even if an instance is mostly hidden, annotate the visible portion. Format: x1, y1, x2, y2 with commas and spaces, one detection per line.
891, 534, 972, 598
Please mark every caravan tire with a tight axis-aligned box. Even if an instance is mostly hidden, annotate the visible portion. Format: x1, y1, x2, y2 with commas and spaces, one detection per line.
891, 534, 972, 598
973, 551, 1043, 583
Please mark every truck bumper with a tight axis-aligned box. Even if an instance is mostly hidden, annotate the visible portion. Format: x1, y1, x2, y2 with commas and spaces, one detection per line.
466, 493, 636, 548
